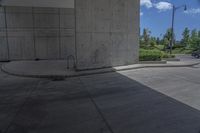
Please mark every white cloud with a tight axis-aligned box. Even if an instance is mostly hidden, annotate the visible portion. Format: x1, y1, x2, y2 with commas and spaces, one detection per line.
140, 12, 144, 16
184, 8, 200, 14
141, 1, 173, 13
154, 2, 172, 11
140, 0, 153, 8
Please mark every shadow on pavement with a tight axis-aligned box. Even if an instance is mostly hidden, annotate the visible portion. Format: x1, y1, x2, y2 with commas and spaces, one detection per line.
1, 69, 200, 133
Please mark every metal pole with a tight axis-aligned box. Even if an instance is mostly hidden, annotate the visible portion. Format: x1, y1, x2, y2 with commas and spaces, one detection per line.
170, 5, 175, 55
170, 5, 187, 54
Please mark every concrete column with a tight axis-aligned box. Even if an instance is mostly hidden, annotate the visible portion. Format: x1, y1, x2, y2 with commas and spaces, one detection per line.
75, 0, 139, 70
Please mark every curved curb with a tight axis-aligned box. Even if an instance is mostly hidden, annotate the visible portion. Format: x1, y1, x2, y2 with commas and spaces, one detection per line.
115, 62, 200, 72
1, 62, 200, 79
1, 63, 116, 79
1, 64, 67, 79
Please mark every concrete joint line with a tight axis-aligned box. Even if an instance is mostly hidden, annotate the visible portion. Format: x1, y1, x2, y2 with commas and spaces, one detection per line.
78, 78, 115, 133
3, 81, 41, 133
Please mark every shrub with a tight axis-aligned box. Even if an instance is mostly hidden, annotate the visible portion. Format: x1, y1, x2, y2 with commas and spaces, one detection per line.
154, 45, 165, 51
161, 52, 175, 58
172, 48, 193, 54
139, 49, 162, 61
172, 44, 185, 49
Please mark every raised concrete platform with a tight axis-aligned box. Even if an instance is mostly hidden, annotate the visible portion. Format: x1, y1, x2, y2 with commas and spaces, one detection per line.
1, 59, 200, 78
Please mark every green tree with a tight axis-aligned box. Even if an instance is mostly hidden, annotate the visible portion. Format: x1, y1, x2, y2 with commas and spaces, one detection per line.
150, 37, 157, 47
198, 30, 200, 38
190, 29, 200, 50
191, 29, 198, 40
141, 28, 151, 47
163, 28, 172, 50
181, 27, 190, 47
156, 37, 160, 45
191, 38, 200, 50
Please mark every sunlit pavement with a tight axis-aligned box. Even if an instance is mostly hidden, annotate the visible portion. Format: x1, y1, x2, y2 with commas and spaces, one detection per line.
1, 61, 200, 133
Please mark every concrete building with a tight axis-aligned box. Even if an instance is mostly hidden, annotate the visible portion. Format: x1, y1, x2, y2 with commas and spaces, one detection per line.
0, 0, 139, 70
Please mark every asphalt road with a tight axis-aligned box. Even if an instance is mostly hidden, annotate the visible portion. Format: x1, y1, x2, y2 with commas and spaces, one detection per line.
1, 61, 200, 133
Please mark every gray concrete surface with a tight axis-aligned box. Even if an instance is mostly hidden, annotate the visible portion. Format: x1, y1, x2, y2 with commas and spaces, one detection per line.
2, 55, 199, 78
0, 6, 75, 61
0, 0, 139, 70
176, 54, 198, 61
75, 0, 139, 69
1, 0, 74, 8
1, 61, 200, 133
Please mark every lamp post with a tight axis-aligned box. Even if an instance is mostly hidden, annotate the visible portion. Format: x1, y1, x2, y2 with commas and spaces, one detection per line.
170, 4, 187, 54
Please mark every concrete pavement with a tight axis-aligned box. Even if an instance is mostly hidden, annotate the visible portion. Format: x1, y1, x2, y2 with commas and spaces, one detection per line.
1, 62, 200, 133
2, 55, 200, 78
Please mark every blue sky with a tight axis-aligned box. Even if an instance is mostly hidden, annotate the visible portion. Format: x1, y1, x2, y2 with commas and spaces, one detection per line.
140, 0, 200, 40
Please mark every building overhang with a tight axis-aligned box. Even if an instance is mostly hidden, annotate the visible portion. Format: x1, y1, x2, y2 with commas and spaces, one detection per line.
0, 0, 74, 8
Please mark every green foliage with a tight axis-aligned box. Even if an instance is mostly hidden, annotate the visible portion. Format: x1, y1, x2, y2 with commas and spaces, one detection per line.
161, 52, 175, 58
198, 31, 200, 38
150, 37, 157, 47
163, 28, 175, 48
140, 28, 151, 48
139, 49, 175, 61
154, 45, 165, 51
172, 44, 185, 49
140, 27, 200, 54
164, 28, 172, 41
181, 27, 190, 47
156, 37, 160, 45
139, 49, 162, 61
190, 38, 200, 50
172, 48, 193, 54
191, 29, 198, 39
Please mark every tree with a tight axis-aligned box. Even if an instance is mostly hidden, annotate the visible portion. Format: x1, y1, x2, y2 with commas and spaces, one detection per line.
191, 38, 200, 50
191, 29, 198, 40
198, 30, 200, 38
150, 37, 157, 47
142, 28, 151, 46
190, 29, 200, 50
156, 37, 160, 45
181, 27, 190, 47
163, 28, 172, 50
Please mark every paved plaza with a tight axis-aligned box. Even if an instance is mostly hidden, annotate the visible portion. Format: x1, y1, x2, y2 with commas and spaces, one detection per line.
1, 60, 200, 133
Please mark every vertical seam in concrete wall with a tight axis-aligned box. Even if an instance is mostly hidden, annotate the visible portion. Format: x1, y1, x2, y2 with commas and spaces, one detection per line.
32, 7, 36, 59
111, 0, 114, 62
126, 0, 129, 58
74, 0, 78, 68
58, 8, 61, 59
4, 6, 10, 60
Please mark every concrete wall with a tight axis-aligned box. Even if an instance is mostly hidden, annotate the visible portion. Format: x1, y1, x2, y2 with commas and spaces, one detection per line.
75, 0, 139, 70
1, 0, 74, 8
0, 0, 139, 70
0, 8, 8, 61
0, 6, 75, 61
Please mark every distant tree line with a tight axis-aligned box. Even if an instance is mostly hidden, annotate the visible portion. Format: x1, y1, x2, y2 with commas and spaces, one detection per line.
140, 28, 200, 51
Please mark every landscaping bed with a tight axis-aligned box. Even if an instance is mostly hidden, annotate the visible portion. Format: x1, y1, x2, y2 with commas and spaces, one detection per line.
139, 49, 175, 61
